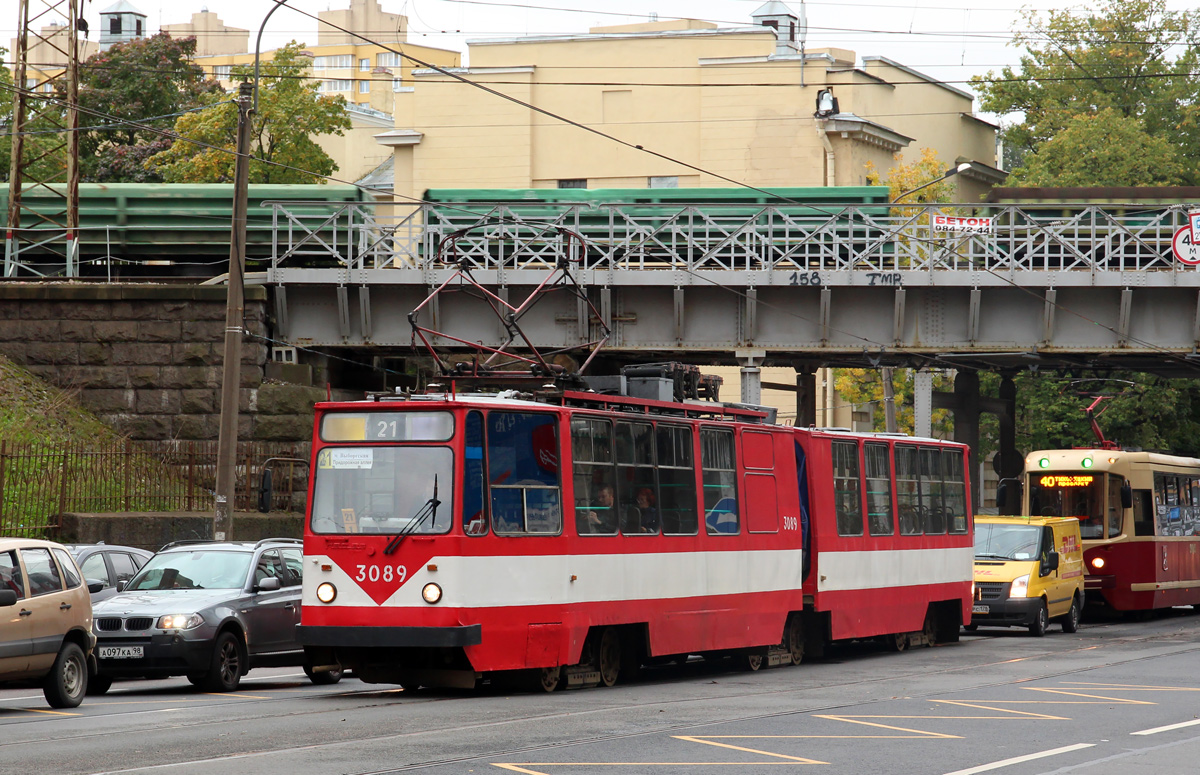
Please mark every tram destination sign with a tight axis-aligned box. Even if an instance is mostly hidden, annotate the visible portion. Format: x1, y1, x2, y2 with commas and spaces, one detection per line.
932, 214, 993, 235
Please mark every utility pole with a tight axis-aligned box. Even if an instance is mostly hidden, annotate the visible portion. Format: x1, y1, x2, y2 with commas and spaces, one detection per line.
213, 81, 254, 541
6, 0, 81, 278
882, 367, 897, 433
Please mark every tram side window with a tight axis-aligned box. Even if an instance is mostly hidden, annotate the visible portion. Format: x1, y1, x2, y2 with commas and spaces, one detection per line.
833, 440, 863, 536
896, 445, 922, 536
615, 421, 659, 535
921, 448, 946, 535
658, 424, 698, 535
864, 443, 893, 536
463, 411, 488, 536
1106, 474, 1126, 539
702, 428, 738, 535
943, 449, 969, 534
489, 412, 562, 535
572, 417, 617, 535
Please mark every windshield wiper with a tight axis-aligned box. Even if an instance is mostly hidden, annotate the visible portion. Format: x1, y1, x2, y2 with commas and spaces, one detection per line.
975, 552, 1012, 561
384, 475, 441, 555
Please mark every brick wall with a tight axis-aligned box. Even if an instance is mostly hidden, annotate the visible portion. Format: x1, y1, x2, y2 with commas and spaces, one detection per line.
0, 284, 320, 443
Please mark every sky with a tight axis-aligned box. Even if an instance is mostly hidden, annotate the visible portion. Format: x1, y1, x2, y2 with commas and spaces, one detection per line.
5, 0, 1195, 123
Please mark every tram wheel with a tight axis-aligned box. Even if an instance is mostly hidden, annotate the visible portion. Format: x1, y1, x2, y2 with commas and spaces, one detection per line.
922, 611, 937, 647
535, 667, 562, 693
743, 652, 764, 671
783, 615, 804, 665
598, 629, 621, 687
887, 631, 909, 652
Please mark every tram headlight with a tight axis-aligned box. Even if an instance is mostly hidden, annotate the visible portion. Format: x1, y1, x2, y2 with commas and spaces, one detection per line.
421, 583, 442, 604
1081, 457, 1093, 468
1038, 457, 1050, 469
1091, 557, 1106, 570
316, 582, 337, 603
1009, 574, 1031, 599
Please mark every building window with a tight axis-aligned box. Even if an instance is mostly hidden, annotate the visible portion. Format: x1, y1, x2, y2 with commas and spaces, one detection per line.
358, 79, 370, 94
377, 52, 401, 68
648, 176, 678, 189
214, 65, 231, 80
313, 55, 353, 71
359, 58, 370, 72
557, 179, 587, 189
109, 17, 121, 35
318, 80, 352, 93
135, 19, 142, 37
392, 78, 403, 92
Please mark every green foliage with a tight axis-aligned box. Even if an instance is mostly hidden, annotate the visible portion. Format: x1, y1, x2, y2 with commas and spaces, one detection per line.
834, 368, 956, 438
146, 42, 352, 184
971, 0, 1200, 185
1011, 109, 1183, 186
77, 33, 220, 182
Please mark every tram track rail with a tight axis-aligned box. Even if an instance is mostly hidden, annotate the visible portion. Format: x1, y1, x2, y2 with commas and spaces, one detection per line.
1, 617, 1197, 775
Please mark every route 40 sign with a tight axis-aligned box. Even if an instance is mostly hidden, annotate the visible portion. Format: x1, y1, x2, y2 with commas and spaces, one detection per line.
1173, 226, 1200, 265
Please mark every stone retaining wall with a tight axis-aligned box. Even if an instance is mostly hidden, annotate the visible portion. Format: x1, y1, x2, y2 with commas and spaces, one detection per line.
0, 284, 322, 442
58, 511, 303, 551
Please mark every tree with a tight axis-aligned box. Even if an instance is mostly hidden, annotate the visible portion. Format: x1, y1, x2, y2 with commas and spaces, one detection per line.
866, 147, 958, 206
1011, 109, 1182, 186
76, 33, 220, 182
834, 368, 956, 439
971, 0, 1200, 185
146, 42, 352, 184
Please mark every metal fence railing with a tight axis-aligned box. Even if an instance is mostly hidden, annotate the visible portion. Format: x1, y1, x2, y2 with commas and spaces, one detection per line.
0, 440, 310, 537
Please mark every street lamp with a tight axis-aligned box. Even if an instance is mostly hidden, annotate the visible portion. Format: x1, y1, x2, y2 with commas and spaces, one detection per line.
213, 1, 292, 541
891, 162, 972, 204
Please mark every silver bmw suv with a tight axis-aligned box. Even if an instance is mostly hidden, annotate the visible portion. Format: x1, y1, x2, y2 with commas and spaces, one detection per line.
90, 538, 342, 693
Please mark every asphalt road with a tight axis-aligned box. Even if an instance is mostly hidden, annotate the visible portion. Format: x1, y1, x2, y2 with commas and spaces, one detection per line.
4, 611, 1200, 775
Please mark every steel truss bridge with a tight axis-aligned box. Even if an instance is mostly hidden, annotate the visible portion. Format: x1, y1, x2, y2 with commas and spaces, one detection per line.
265, 198, 1200, 380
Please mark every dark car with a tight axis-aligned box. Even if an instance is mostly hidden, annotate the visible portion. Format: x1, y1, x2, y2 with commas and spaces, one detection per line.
63, 543, 153, 603
89, 538, 342, 694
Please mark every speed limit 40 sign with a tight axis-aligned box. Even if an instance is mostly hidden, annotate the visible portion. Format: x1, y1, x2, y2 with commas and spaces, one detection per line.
1173, 226, 1200, 265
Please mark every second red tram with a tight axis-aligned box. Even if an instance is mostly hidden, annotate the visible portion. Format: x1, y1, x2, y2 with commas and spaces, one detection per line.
296, 387, 974, 690
1024, 447, 1200, 611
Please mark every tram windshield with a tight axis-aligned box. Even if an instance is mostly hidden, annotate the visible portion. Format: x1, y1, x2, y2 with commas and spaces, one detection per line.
974, 523, 1043, 561
1028, 471, 1121, 539
310, 446, 454, 535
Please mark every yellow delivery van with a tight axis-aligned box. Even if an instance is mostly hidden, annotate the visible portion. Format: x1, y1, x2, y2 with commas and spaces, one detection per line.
971, 516, 1085, 636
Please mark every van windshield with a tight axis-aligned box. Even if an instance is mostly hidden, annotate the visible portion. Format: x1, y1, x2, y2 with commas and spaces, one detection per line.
974, 523, 1043, 561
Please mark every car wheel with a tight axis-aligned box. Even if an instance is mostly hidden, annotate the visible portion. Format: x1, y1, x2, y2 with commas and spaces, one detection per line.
304, 663, 344, 685
202, 632, 243, 692
1028, 600, 1049, 637
1061, 596, 1081, 634
43, 642, 88, 709
186, 673, 206, 687
87, 674, 113, 696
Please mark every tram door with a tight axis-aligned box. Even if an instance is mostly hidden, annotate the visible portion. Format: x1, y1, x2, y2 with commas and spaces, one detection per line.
1133, 490, 1154, 537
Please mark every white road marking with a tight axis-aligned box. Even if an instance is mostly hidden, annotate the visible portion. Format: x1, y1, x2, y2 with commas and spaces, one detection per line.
942, 743, 1095, 775
1132, 718, 1200, 736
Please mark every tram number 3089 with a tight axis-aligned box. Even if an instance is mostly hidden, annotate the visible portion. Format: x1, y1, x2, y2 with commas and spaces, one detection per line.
356, 564, 407, 583
783, 516, 799, 531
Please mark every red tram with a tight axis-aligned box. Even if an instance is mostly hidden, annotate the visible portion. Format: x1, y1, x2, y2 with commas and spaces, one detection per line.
296, 382, 974, 690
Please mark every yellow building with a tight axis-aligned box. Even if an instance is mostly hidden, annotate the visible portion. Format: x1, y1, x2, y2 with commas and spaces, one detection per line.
161, 10, 249, 57
188, 0, 459, 182
385, 4, 1004, 202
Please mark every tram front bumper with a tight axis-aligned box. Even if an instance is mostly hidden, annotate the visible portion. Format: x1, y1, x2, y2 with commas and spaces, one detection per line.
970, 597, 1044, 628
296, 624, 482, 649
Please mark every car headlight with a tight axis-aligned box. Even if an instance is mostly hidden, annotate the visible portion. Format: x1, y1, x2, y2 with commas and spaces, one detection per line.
1009, 574, 1030, 599
421, 583, 442, 604
157, 613, 203, 630
316, 582, 337, 603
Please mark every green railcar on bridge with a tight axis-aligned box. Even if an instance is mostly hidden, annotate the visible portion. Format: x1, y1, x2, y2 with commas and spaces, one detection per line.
1, 183, 368, 276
